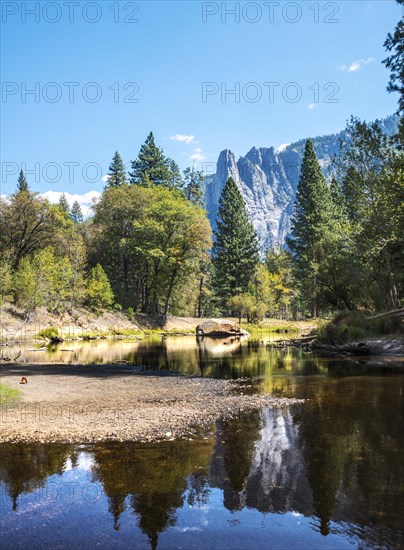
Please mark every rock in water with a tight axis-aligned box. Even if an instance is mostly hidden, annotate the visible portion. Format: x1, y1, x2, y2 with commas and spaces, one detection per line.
196, 320, 250, 337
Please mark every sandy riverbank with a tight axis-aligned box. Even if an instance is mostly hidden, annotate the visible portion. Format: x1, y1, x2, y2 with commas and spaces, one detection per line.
0, 302, 318, 343
0, 363, 302, 444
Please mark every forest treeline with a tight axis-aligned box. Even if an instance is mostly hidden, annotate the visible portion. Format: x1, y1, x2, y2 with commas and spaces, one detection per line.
0, 5, 403, 320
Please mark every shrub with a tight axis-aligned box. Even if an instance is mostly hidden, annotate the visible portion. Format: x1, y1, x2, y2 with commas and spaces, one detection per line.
127, 307, 134, 319
319, 310, 402, 344
38, 326, 59, 340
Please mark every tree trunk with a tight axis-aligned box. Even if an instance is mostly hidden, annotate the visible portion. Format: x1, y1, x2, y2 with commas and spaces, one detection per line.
163, 269, 178, 318
385, 249, 400, 309
197, 275, 204, 318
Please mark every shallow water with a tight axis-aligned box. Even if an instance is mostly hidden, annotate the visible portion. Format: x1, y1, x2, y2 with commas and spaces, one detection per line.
1, 336, 404, 549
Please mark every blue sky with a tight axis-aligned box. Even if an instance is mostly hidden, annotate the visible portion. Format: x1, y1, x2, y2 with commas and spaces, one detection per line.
1, 0, 401, 209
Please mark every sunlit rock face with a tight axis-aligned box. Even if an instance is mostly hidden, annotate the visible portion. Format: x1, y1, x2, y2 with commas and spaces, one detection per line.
203, 115, 398, 253
204, 141, 333, 254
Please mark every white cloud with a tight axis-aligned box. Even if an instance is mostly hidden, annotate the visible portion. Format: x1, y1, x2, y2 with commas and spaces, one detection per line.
40, 190, 101, 216
102, 174, 110, 183
276, 143, 290, 153
170, 133, 195, 144
338, 57, 374, 72
189, 147, 205, 162
308, 103, 318, 110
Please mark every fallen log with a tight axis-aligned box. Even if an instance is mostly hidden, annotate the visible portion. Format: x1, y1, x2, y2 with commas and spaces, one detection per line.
366, 308, 404, 320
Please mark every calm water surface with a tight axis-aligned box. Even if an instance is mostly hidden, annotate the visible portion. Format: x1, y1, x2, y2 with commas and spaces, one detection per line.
1, 335, 404, 549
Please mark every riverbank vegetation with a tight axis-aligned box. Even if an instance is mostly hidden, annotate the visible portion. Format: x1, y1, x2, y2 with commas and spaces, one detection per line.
0, 6, 403, 333
0, 383, 21, 405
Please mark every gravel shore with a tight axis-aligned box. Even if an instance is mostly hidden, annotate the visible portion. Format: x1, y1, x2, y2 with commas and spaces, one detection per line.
0, 363, 303, 444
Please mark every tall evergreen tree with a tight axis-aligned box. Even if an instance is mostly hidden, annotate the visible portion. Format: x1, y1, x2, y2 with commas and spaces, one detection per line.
338, 118, 403, 310
70, 201, 83, 224
182, 165, 205, 207
17, 170, 28, 192
383, 0, 404, 113
212, 177, 259, 312
129, 132, 173, 187
107, 151, 127, 188
383, 0, 404, 147
287, 140, 334, 317
169, 159, 183, 189
59, 193, 70, 215
341, 166, 364, 223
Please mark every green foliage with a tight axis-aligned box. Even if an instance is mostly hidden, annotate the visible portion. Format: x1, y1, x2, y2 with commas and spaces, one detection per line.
13, 247, 86, 313
318, 311, 402, 344
228, 293, 256, 323
70, 201, 83, 224
58, 194, 70, 215
263, 250, 294, 318
287, 140, 335, 317
212, 178, 259, 312
129, 132, 179, 189
107, 151, 127, 188
182, 166, 205, 207
0, 190, 83, 277
336, 117, 404, 311
0, 384, 21, 405
126, 306, 135, 319
38, 326, 60, 340
13, 256, 40, 311
91, 185, 211, 315
17, 169, 28, 192
85, 264, 114, 310
131, 187, 211, 315
383, 1, 404, 115
0, 257, 13, 303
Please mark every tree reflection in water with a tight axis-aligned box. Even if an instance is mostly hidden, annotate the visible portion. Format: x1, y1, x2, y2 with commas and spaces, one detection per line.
1, 367, 403, 548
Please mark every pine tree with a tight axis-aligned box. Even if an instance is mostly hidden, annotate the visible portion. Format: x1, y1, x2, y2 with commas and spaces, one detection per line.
129, 132, 174, 188
17, 170, 28, 192
70, 201, 83, 224
212, 177, 259, 312
169, 159, 183, 189
341, 166, 364, 223
107, 151, 127, 188
287, 140, 334, 317
383, 0, 404, 113
182, 165, 205, 207
383, 1, 404, 147
59, 193, 70, 215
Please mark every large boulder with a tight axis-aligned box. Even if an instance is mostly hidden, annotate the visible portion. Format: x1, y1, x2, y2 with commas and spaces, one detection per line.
196, 319, 249, 337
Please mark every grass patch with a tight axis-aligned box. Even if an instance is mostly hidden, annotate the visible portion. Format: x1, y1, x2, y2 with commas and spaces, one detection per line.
80, 331, 107, 341
0, 383, 21, 405
318, 311, 402, 344
243, 322, 302, 334
37, 326, 60, 340
109, 327, 144, 337
143, 329, 195, 336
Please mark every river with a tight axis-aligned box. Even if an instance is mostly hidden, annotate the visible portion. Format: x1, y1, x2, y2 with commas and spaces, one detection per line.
1, 334, 403, 549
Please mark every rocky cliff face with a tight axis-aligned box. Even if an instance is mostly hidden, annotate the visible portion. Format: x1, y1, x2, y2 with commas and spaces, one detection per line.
204, 115, 397, 252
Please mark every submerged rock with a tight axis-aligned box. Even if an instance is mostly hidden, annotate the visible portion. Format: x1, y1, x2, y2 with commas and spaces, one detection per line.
196, 320, 249, 337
